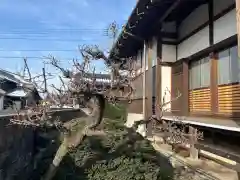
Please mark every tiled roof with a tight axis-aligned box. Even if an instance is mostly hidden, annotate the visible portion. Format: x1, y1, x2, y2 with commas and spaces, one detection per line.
7, 89, 27, 97
0, 69, 33, 87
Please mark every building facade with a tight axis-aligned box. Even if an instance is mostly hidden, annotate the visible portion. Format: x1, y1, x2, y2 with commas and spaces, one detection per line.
0, 69, 41, 111
110, 0, 240, 129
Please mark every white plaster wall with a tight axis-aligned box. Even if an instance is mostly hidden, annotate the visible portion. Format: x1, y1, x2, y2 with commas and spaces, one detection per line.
162, 45, 176, 62
178, 26, 209, 60
0, 96, 3, 110
136, 49, 142, 69
214, 9, 237, 44
213, 0, 235, 16
179, 4, 208, 40
161, 66, 171, 111
162, 38, 176, 42
162, 21, 176, 33
125, 113, 146, 137
152, 37, 157, 67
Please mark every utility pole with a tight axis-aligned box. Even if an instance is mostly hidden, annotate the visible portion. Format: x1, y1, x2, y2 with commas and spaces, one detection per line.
42, 67, 47, 93
23, 58, 32, 81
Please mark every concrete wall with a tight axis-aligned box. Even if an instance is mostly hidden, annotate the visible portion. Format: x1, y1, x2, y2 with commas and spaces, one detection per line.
0, 109, 83, 180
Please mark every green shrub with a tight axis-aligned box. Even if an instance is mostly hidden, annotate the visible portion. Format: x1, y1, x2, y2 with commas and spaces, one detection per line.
103, 102, 127, 120
54, 118, 173, 180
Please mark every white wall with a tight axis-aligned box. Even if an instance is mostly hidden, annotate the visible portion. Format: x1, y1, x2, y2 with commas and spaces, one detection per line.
0, 96, 3, 110
136, 49, 142, 69
213, 0, 235, 16
162, 21, 176, 33
161, 66, 171, 111
152, 37, 158, 67
162, 44, 176, 62
125, 113, 146, 137
179, 4, 208, 40
178, 26, 209, 60
214, 9, 237, 44
177, 3, 209, 60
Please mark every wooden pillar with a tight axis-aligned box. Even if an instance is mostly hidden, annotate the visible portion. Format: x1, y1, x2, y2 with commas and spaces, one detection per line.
182, 60, 189, 116
146, 40, 153, 137
147, 42, 153, 119
143, 41, 147, 120
209, 0, 218, 114
236, 0, 240, 56
210, 53, 218, 114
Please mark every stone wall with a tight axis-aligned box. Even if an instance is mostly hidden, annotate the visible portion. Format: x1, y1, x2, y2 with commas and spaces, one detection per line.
0, 109, 83, 180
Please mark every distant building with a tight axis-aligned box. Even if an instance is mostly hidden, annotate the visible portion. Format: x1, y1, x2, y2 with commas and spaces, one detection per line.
0, 69, 41, 111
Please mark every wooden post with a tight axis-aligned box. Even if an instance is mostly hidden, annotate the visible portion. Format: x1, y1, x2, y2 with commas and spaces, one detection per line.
42, 67, 47, 93
162, 120, 168, 144
148, 40, 153, 137
236, 0, 240, 57
182, 60, 189, 116
189, 126, 198, 159
210, 53, 218, 114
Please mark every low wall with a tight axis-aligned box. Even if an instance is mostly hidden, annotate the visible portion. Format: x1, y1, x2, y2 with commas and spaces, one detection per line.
0, 108, 83, 180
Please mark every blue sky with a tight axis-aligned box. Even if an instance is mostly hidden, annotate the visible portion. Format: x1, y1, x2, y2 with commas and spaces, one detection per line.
0, 0, 135, 87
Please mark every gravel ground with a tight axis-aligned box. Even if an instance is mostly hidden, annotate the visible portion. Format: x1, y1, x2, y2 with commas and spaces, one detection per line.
150, 143, 238, 180
173, 166, 218, 180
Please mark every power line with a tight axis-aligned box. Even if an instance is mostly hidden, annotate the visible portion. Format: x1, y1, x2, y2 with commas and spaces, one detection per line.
0, 37, 108, 41
0, 56, 79, 60
0, 47, 110, 52
0, 49, 78, 52
0, 28, 108, 31
0, 31, 109, 35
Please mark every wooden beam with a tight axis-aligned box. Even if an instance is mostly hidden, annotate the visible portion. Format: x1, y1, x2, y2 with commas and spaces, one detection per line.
236, 0, 240, 57
158, 0, 182, 23
143, 41, 147, 120
153, 0, 182, 31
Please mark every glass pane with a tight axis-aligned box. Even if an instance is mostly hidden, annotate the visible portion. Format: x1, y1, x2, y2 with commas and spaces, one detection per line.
189, 68, 192, 90
200, 57, 210, 87
230, 46, 240, 83
218, 49, 230, 85
191, 61, 201, 89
